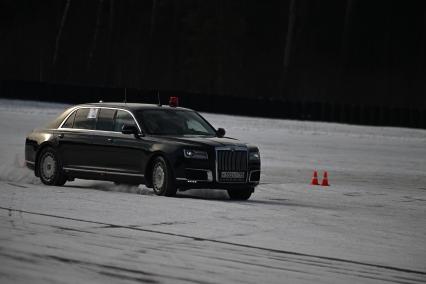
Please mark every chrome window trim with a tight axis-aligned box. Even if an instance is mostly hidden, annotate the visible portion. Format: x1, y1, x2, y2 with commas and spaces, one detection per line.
55, 128, 131, 135
58, 106, 143, 134
58, 106, 79, 129
63, 167, 144, 177
215, 146, 249, 183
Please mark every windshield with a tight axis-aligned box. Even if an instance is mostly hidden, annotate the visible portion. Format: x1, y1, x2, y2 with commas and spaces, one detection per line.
135, 109, 217, 136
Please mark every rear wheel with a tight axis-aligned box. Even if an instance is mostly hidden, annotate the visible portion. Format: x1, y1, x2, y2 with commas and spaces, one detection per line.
38, 147, 67, 186
152, 156, 176, 197
227, 188, 253, 200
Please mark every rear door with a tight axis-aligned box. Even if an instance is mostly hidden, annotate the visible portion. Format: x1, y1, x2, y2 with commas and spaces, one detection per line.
57, 107, 98, 169
90, 108, 118, 171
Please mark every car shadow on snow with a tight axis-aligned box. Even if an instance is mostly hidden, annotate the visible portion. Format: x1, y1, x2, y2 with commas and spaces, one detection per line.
63, 182, 154, 195
176, 189, 230, 200
63, 181, 234, 200
174, 194, 335, 210
63, 182, 230, 200
241, 198, 338, 210
64, 183, 328, 206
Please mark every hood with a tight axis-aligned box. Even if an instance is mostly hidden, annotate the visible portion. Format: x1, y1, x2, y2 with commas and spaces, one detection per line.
153, 135, 248, 148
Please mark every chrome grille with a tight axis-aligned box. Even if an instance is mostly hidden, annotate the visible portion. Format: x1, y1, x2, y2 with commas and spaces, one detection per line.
216, 147, 248, 182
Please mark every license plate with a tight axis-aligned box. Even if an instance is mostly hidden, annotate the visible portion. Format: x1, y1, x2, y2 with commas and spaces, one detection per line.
221, 172, 245, 179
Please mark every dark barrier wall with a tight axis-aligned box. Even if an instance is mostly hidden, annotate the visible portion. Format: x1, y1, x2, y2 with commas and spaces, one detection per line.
1, 80, 425, 129
0, 1, 425, 128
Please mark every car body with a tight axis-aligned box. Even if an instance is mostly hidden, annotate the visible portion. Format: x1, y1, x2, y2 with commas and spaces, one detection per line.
25, 101, 261, 199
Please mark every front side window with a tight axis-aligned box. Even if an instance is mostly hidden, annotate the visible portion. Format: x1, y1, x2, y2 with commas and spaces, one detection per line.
73, 108, 97, 130
135, 109, 216, 136
114, 110, 137, 132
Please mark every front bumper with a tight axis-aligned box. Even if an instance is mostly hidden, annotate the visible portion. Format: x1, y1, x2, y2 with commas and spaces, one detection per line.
174, 159, 260, 190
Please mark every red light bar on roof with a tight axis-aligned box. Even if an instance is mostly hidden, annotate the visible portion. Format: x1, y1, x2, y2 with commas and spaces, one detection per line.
169, 96, 179, 107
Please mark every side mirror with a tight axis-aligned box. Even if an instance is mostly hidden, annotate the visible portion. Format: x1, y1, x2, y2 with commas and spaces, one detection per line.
216, 128, 226, 138
121, 124, 139, 135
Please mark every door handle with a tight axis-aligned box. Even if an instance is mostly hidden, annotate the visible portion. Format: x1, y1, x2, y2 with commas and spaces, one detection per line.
58, 133, 64, 138
107, 138, 113, 142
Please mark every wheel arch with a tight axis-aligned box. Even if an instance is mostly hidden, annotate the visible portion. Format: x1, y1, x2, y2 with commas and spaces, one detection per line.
144, 152, 174, 188
34, 142, 56, 177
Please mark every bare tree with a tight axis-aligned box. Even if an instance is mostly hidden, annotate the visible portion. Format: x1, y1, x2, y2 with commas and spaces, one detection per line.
87, 0, 104, 72
52, 0, 71, 66
282, 0, 296, 94
341, 0, 354, 66
143, 0, 157, 83
105, 0, 115, 85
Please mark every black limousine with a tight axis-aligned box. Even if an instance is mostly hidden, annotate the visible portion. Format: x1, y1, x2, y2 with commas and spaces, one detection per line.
25, 100, 261, 200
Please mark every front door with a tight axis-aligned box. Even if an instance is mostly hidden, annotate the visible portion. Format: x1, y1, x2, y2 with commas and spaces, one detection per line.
91, 109, 148, 175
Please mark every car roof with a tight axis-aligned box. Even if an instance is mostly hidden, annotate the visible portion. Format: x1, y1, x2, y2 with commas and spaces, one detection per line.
77, 102, 193, 112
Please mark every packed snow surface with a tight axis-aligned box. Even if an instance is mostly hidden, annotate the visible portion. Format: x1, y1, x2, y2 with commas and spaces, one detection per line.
0, 99, 425, 283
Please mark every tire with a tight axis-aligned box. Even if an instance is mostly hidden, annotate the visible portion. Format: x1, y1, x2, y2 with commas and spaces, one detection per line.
151, 156, 176, 197
38, 147, 67, 186
227, 188, 253, 200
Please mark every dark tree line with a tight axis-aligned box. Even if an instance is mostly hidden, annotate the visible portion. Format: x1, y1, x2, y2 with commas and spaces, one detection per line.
0, 0, 425, 126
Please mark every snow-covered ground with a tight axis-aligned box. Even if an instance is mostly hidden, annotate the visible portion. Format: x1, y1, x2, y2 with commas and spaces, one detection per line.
0, 99, 425, 283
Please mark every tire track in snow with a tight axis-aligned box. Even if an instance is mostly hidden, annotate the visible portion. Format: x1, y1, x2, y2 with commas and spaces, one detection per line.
1, 206, 425, 284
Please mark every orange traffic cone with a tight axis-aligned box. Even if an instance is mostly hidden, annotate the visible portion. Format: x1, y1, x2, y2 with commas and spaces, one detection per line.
311, 170, 319, 185
321, 171, 330, 186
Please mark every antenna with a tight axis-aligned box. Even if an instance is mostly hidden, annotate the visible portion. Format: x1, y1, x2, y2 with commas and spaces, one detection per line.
157, 90, 161, 106
124, 88, 127, 105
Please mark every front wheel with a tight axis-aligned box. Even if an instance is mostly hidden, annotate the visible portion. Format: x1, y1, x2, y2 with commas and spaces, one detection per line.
38, 147, 67, 186
227, 188, 253, 200
151, 156, 177, 197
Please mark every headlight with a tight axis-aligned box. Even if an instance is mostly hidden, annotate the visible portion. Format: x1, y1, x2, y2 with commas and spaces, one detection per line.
183, 149, 208, 159
249, 151, 260, 161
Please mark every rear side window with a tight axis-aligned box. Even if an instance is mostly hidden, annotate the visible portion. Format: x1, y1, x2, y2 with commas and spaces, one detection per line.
62, 111, 76, 128
45, 107, 75, 129
73, 108, 97, 130
96, 109, 116, 131
114, 110, 137, 132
